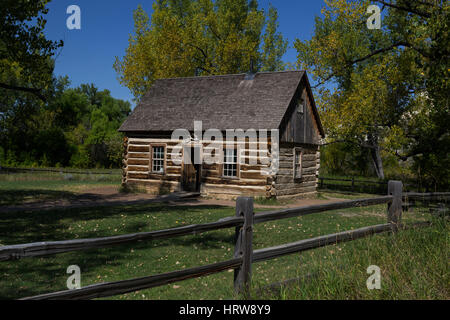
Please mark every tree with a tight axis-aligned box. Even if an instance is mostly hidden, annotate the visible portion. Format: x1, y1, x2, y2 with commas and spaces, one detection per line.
295, 0, 448, 188
114, 0, 288, 99
260, 4, 288, 72
0, 0, 63, 101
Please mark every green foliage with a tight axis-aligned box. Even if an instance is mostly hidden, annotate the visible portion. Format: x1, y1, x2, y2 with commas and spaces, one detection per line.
260, 4, 288, 72
297, 0, 449, 190
114, 0, 288, 99
0, 0, 63, 99
1, 77, 132, 169
320, 143, 373, 177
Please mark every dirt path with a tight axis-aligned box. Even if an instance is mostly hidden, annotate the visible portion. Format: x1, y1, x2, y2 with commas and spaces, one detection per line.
0, 186, 347, 214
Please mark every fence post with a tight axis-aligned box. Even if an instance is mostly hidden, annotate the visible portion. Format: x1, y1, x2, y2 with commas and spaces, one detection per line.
351, 177, 355, 192
388, 180, 403, 231
233, 197, 254, 297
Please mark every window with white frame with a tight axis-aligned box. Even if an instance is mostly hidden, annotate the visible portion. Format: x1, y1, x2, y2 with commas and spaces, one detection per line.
293, 148, 302, 179
223, 148, 238, 178
152, 146, 165, 173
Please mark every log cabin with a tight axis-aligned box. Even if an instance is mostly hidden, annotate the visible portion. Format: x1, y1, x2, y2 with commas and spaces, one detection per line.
119, 70, 324, 199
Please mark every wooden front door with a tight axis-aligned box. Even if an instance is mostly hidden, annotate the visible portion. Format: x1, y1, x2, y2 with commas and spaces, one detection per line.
181, 146, 201, 192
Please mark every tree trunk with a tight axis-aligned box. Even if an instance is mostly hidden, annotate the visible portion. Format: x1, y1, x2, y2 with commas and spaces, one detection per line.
368, 134, 384, 180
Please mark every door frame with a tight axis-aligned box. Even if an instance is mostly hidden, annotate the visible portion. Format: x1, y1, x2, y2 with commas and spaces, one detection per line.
181, 144, 202, 192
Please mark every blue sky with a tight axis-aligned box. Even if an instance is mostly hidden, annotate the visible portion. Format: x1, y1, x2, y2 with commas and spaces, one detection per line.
44, 1, 325, 106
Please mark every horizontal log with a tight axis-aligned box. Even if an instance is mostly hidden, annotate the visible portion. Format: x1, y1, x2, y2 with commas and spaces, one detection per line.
127, 152, 150, 159
149, 174, 180, 181
126, 140, 149, 146
275, 169, 293, 176
274, 173, 317, 184
127, 173, 180, 182
302, 154, 318, 162
21, 257, 243, 300
302, 160, 317, 169
127, 166, 148, 172
201, 184, 266, 195
202, 163, 218, 171
253, 196, 393, 224
275, 186, 317, 196
240, 171, 267, 180
0, 217, 244, 262
128, 145, 150, 153
274, 175, 294, 184
202, 177, 266, 187
127, 172, 148, 179
278, 156, 293, 162
278, 161, 294, 169
240, 164, 269, 171
126, 159, 149, 166
166, 167, 181, 175
274, 181, 317, 191
302, 167, 317, 175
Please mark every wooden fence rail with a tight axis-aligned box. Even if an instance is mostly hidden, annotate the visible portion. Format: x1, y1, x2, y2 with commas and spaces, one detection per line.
0, 197, 393, 262
403, 192, 450, 201
0, 216, 244, 261
21, 258, 244, 300
2, 180, 442, 300
318, 176, 388, 194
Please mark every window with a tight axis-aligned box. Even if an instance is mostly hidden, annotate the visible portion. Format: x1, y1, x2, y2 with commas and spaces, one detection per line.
152, 146, 165, 174
293, 148, 302, 179
223, 148, 238, 178
297, 98, 305, 114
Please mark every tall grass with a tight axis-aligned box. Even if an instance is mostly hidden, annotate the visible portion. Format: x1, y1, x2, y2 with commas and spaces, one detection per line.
254, 218, 449, 300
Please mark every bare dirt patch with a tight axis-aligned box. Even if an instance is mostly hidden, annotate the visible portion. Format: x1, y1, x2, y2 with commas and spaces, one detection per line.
0, 184, 350, 214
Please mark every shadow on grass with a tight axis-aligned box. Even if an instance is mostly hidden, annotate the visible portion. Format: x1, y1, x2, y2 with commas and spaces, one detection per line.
0, 208, 236, 300
0, 202, 231, 244
0, 199, 238, 299
0, 189, 78, 206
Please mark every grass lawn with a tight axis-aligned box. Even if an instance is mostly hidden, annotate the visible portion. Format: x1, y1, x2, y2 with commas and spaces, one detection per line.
0, 170, 122, 205
0, 192, 447, 300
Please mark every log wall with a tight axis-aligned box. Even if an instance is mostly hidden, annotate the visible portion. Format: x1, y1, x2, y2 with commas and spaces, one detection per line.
272, 144, 320, 199
123, 138, 183, 194
123, 137, 320, 199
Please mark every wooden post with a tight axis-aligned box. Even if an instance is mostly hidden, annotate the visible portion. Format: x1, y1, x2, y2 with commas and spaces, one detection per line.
388, 180, 403, 231
233, 197, 254, 297
351, 177, 355, 192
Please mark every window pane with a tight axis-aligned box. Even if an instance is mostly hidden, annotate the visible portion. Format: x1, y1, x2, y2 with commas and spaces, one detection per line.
152, 146, 165, 173
223, 149, 237, 177
294, 150, 302, 179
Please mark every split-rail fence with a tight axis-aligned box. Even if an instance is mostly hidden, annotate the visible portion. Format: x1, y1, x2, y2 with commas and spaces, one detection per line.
0, 181, 448, 300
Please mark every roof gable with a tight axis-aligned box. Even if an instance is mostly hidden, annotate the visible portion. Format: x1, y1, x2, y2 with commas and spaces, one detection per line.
119, 71, 322, 134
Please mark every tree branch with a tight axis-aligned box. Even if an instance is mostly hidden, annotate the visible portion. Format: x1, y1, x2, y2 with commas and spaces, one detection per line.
372, 0, 431, 18
0, 82, 46, 101
312, 41, 431, 88
320, 139, 377, 149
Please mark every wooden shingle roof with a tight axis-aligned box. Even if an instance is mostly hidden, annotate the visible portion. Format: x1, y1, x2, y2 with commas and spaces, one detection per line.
119, 70, 323, 135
